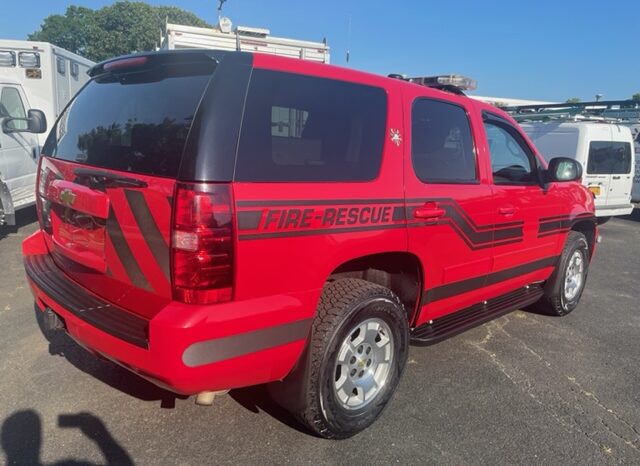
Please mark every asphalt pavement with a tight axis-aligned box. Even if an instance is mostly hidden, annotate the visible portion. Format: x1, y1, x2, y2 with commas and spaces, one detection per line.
1, 207, 639, 465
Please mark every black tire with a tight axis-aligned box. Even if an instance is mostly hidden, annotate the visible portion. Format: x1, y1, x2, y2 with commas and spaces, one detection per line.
279, 278, 409, 439
596, 216, 611, 225
536, 231, 590, 316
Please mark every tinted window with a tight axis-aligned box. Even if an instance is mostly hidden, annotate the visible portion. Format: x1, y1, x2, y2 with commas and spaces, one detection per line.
485, 122, 535, 184
235, 69, 387, 182
0, 87, 27, 130
521, 125, 579, 163
587, 141, 632, 174
411, 99, 476, 183
43, 62, 214, 178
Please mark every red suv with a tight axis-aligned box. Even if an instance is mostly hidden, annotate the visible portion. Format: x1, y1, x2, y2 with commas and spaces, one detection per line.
23, 50, 596, 438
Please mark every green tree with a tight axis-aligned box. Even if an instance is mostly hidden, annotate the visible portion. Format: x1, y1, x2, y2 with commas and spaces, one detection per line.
28, 2, 211, 62
632, 93, 640, 101
565, 97, 581, 104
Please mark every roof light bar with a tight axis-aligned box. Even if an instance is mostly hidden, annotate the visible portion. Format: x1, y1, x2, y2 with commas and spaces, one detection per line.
410, 75, 477, 91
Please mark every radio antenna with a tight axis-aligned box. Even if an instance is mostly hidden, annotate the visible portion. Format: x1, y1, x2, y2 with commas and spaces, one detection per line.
346, 14, 352, 63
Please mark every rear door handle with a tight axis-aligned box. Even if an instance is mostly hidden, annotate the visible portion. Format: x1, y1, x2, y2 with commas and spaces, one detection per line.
612, 176, 621, 180
498, 206, 517, 216
414, 203, 446, 220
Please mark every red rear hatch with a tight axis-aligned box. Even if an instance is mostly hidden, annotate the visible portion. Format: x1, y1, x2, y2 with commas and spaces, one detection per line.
36, 53, 216, 318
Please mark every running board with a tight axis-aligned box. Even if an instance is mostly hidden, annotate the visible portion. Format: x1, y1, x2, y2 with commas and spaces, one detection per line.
411, 284, 544, 346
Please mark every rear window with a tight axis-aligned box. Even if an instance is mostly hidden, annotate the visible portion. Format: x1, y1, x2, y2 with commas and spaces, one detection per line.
235, 69, 387, 182
587, 141, 632, 174
43, 60, 214, 178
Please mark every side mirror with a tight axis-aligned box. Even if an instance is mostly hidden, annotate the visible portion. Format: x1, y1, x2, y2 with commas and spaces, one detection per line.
1, 108, 47, 134
546, 157, 582, 182
26, 109, 47, 134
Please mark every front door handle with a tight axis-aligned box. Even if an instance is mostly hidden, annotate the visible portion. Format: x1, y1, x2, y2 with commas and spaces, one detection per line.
498, 206, 517, 216
414, 203, 446, 220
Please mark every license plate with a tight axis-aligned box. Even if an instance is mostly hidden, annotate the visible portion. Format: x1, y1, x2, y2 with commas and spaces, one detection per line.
588, 185, 601, 196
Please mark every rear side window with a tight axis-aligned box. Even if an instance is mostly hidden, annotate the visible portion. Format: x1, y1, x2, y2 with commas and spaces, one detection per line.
235, 69, 387, 182
587, 141, 632, 174
44, 61, 214, 178
411, 99, 476, 183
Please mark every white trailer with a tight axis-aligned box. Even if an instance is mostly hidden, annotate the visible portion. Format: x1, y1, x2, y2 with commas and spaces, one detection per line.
160, 21, 330, 64
0, 39, 94, 145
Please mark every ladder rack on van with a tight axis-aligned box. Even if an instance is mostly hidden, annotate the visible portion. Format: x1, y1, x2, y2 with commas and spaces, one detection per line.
504, 100, 640, 123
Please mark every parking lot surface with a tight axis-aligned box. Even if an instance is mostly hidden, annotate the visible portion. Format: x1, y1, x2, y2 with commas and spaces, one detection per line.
1, 208, 639, 465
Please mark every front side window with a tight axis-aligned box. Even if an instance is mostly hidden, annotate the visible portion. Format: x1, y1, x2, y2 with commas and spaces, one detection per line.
411, 99, 477, 183
587, 141, 632, 174
0, 87, 27, 130
235, 69, 387, 182
484, 120, 535, 184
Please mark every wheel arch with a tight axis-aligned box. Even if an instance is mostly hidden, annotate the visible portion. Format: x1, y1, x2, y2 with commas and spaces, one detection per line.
327, 251, 424, 323
571, 219, 596, 258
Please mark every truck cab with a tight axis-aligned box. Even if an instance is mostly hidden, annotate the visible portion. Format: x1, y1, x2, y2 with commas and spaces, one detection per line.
0, 81, 46, 225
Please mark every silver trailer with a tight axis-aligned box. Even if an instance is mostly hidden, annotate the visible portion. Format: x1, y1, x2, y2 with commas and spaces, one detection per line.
160, 21, 330, 64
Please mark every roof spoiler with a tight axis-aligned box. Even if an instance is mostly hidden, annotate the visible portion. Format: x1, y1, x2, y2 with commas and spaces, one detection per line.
88, 50, 227, 78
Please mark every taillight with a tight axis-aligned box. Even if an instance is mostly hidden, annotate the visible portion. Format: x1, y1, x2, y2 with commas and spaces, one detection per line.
171, 182, 234, 304
35, 158, 53, 232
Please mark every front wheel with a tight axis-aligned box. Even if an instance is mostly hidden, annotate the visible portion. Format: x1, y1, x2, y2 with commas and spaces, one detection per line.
536, 231, 590, 316
284, 278, 409, 439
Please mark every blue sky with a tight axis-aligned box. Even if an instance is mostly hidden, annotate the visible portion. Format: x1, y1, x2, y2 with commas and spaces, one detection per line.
1, 0, 636, 101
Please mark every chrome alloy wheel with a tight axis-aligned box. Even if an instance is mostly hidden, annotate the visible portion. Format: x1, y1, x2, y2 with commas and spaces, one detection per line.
564, 250, 585, 301
333, 317, 394, 410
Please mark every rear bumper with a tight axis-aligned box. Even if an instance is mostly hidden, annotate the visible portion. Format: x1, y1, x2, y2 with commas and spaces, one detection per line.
595, 204, 634, 217
23, 230, 315, 395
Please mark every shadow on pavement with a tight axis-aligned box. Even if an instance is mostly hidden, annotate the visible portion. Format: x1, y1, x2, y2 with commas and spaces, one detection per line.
230, 385, 309, 435
0, 206, 38, 240
617, 207, 640, 223
1, 410, 133, 466
33, 304, 185, 408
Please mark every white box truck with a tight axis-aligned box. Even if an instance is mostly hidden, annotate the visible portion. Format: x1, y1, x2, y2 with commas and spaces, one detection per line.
0, 40, 94, 225
160, 20, 330, 63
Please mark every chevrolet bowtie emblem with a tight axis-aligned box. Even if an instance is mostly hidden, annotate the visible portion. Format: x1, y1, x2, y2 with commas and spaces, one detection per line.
59, 188, 76, 207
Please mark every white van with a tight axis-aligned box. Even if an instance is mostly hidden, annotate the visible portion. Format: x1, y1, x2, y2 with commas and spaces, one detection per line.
0, 81, 47, 225
628, 124, 640, 202
521, 121, 635, 222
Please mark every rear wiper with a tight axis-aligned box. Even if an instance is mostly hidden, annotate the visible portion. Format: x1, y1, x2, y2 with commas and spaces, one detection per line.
73, 167, 148, 188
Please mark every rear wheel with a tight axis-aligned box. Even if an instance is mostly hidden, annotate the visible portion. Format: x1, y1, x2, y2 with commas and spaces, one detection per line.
536, 231, 590, 316
285, 278, 409, 439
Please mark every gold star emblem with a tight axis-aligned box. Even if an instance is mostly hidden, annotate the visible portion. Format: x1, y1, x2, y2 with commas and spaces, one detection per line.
390, 128, 402, 147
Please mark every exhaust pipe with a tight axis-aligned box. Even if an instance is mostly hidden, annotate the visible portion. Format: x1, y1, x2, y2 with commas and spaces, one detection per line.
43, 307, 65, 332
195, 390, 230, 406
